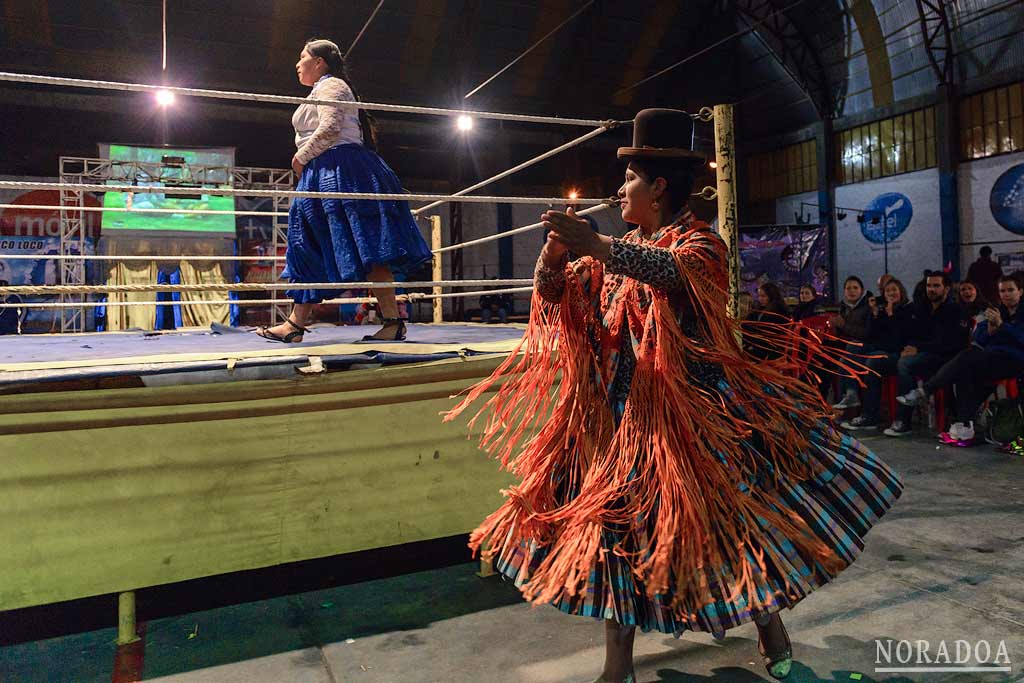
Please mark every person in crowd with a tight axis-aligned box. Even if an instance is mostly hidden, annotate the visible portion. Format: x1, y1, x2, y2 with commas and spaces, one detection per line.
966, 246, 1003, 304
884, 271, 962, 437
912, 270, 931, 309
737, 291, 754, 320
0, 279, 23, 335
791, 283, 820, 322
957, 279, 990, 336
898, 275, 1024, 444
831, 276, 872, 343
743, 281, 790, 360
256, 38, 432, 344
877, 273, 894, 297
818, 276, 872, 400
839, 278, 914, 428
480, 289, 514, 324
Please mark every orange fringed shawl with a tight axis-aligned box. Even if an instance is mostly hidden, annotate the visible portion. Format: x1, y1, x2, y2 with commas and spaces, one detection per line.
444, 220, 863, 618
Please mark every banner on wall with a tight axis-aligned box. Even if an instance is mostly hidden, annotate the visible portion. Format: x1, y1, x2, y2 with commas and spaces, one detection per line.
739, 224, 831, 299
0, 235, 95, 332
835, 169, 941, 295
959, 152, 1024, 270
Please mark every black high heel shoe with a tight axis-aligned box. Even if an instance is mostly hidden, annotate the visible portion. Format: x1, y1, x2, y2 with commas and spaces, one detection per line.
360, 318, 407, 342
755, 613, 793, 680
255, 318, 308, 343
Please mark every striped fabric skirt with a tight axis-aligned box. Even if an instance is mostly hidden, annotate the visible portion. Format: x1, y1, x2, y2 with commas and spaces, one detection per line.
282, 143, 433, 304
493, 379, 903, 636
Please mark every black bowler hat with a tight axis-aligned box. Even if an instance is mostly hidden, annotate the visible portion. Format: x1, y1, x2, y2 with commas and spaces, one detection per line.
617, 108, 705, 162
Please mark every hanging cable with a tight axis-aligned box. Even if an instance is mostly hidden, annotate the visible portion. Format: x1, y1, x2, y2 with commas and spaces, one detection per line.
464, 0, 595, 100
345, 0, 385, 59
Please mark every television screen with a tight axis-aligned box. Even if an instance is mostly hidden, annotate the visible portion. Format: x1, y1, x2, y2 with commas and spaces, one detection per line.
99, 145, 236, 235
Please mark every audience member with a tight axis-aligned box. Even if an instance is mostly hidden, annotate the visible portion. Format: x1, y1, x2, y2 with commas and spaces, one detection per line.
737, 291, 754, 320
966, 246, 1003, 304
884, 271, 962, 437
839, 278, 914, 428
791, 284, 820, 322
0, 279, 22, 335
832, 276, 872, 342
898, 275, 1024, 444
480, 290, 514, 324
957, 279, 990, 334
742, 281, 791, 360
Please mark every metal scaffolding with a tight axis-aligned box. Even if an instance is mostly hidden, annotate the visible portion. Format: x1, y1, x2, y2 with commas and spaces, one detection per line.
57, 157, 294, 332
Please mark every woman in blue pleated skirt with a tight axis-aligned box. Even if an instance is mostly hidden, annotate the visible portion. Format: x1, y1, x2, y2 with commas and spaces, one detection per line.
255, 38, 432, 343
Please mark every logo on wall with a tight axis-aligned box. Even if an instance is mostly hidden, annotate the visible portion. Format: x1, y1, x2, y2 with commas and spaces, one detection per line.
990, 163, 1024, 235
859, 192, 912, 244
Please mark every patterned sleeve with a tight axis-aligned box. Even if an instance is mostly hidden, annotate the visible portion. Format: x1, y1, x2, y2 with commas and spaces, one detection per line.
295, 78, 354, 165
606, 238, 686, 291
534, 251, 569, 303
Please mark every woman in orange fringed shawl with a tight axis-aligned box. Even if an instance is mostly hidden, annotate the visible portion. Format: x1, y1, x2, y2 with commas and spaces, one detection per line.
446, 109, 903, 682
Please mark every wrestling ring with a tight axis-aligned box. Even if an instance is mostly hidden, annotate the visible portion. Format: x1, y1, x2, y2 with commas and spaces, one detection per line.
0, 70, 739, 644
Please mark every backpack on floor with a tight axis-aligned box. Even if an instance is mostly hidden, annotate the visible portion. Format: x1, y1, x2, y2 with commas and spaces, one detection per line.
983, 398, 1024, 446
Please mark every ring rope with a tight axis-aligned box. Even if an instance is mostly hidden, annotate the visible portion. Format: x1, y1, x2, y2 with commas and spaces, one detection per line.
432, 200, 617, 254
411, 123, 618, 216
0, 71, 620, 128
0, 279, 533, 296
0, 286, 535, 309
0, 181, 608, 206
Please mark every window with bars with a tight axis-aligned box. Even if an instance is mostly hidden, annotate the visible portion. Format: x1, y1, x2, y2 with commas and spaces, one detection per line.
835, 107, 936, 185
960, 82, 1024, 160
747, 139, 817, 201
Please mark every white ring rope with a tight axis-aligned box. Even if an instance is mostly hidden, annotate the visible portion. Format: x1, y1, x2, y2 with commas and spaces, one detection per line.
0, 279, 533, 296
0, 181, 607, 206
411, 123, 617, 216
0, 71, 618, 128
0, 286, 535, 309
432, 201, 615, 254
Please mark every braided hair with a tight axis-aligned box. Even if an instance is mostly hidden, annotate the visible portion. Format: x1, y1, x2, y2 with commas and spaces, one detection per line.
304, 39, 378, 151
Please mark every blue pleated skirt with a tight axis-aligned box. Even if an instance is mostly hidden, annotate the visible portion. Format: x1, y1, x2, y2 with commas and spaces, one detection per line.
282, 144, 433, 303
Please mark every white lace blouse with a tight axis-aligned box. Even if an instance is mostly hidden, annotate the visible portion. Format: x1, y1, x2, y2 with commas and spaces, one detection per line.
292, 75, 364, 165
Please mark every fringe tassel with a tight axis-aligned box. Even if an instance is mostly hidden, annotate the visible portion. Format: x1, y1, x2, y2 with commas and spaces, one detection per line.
445, 225, 865, 618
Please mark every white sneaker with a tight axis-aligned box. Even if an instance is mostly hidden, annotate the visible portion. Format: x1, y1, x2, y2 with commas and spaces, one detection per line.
896, 387, 926, 406
884, 420, 912, 437
949, 421, 975, 441
832, 389, 861, 410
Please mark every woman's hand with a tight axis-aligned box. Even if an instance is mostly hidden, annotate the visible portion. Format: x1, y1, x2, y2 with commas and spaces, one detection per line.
542, 208, 611, 262
291, 156, 305, 177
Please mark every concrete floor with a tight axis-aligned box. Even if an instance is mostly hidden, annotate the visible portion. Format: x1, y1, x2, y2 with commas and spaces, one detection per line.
2, 432, 1023, 682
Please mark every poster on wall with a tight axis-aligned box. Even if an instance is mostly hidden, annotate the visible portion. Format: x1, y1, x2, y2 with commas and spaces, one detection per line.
835, 169, 942, 295
959, 152, 1024, 269
0, 179, 99, 332
739, 224, 831, 300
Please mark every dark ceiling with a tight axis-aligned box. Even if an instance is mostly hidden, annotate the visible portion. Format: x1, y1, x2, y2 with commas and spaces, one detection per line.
0, 0, 971, 190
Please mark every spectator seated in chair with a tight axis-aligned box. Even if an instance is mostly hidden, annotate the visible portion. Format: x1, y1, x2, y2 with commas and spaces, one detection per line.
957, 279, 990, 335
839, 278, 914, 430
819, 276, 872, 400
884, 271, 963, 437
897, 275, 1024, 445
479, 290, 514, 324
791, 283, 820, 322
742, 281, 790, 361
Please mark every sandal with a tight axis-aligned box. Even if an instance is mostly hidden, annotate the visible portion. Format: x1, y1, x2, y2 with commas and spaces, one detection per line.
255, 318, 308, 343
756, 614, 793, 680
360, 318, 407, 342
